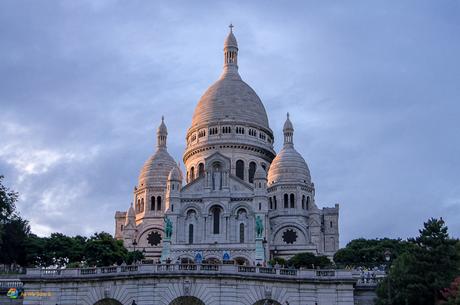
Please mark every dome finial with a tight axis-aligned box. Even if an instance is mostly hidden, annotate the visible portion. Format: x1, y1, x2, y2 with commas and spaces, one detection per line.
223, 24, 238, 75
157, 116, 168, 149
283, 112, 294, 146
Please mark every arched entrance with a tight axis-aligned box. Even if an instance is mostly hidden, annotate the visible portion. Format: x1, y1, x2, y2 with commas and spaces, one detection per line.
169, 296, 205, 305
94, 299, 123, 305
234, 257, 250, 266
253, 300, 282, 305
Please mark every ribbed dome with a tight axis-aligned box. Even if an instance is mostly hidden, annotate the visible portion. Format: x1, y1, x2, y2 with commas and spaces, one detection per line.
224, 30, 238, 48
190, 26, 270, 130
168, 165, 183, 181
138, 117, 176, 188
254, 165, 266, 180
191, 75, 270, 129
267, 147, 311, 185
267, 113, 311, 185
138, 149, 176, 187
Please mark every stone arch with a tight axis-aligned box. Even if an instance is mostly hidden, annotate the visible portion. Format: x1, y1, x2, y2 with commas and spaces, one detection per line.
180, 202, 203, 217
93, 298, 123, 305
272, 223, 309, 244
206, 202, 226, 214
230, 202, 254, 217
169, 296, 205, 305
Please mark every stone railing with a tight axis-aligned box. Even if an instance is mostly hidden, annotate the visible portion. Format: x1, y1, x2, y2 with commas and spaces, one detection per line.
24, 265, 354, 282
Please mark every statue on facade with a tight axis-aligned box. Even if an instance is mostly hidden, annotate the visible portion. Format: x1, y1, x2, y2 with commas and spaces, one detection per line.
255, 215, 264, 238
164, 216, 173, 239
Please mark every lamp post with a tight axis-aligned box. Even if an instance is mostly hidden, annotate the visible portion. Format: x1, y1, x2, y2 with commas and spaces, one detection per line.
132, 240, 138, 264
384, 249, 391, 304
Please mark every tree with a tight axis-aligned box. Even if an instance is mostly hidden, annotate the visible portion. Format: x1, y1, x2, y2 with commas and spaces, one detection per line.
377, 218, 460, 305
288, 252, 332, 269
84, 232, 128, 266
333, 238, 412, 268
0, 175, 30, 267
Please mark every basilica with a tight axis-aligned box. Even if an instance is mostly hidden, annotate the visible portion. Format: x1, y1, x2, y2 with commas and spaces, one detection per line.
114, 27, 339, 264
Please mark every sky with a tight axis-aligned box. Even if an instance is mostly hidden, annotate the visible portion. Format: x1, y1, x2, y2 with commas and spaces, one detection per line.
0, 0, 459, 246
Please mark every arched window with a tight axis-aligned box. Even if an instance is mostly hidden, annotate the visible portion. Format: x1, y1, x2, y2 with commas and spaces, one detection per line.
137, 199, 140, 212
261, 163, 267, 172
284, 194, 289, 208
248, 162, 257, 183
236, 160, 244, 180
269, 197, 273, 210
274, 196, 277, 209
141, 198, 144, 212
302, 195, 305, 210
239, 223, 244, 243
290, 194, 295, 208
188, 224, 194, 244
306, 196, 310, 210
212, 206, 221, 234
157, 196, 162, 211
151, 196, 155, 210
190, 167, 195, 181
198, 163, 205, 177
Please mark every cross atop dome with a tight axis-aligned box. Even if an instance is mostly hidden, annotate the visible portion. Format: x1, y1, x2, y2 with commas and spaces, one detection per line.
229, 23, 234, 32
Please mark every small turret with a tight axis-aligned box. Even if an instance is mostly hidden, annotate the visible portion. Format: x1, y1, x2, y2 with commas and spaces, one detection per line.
157, 116, 168, 149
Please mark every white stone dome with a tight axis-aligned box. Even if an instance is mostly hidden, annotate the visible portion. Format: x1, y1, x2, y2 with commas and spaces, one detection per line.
138, 118, 176, 188
267, 146, 311, 185
191, 76, 270, 129
190, 26, 269, 130
224, 28, 238, 49
267, 114, 311, 185
138, 149, 176, 187
168, 165, 183, 181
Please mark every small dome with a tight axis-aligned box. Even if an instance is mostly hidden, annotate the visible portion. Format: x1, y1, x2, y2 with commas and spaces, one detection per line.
283, 113, 294, 131
254, 165, 266, 180
224, 30, 238, 49
158, 116, 167, 134
168, 165, 183, 181
267, 114, 311, 185
138, 149, 176, 187
267, 147, 311, 185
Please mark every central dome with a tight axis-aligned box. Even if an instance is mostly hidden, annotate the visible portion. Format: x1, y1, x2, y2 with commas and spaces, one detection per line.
191, 74, 270, 129
190, 27, 270, 130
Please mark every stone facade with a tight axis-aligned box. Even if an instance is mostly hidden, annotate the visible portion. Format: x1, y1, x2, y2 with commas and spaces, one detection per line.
21, 266, 357, 305
115, 26, 340, 263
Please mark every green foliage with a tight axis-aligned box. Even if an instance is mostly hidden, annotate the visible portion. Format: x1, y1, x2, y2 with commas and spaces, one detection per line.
288, 252, 332, 269
125, 250, 145, 265
333, 237, 412, 268
0, 175, 31, 266
84, 232, 129, 267
268, 257, 287, 266
376, 218, 460, 305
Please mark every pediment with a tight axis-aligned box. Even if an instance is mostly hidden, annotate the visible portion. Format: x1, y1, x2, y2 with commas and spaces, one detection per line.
228, 174, 254, 194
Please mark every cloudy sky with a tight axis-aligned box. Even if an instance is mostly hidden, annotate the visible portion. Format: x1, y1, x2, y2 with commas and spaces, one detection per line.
0, 1, 459, 245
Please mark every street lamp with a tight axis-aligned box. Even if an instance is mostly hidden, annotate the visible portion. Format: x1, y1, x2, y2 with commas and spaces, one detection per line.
384, 249, 391, 304
132, 240, 138, 264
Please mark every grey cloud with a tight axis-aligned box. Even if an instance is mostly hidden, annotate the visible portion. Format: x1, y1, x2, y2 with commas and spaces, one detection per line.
0, 0, 459, 244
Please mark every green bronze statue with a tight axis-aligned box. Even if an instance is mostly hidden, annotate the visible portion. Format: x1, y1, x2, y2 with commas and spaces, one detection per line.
164, 216, 173, 239
255, 215, 264, 238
